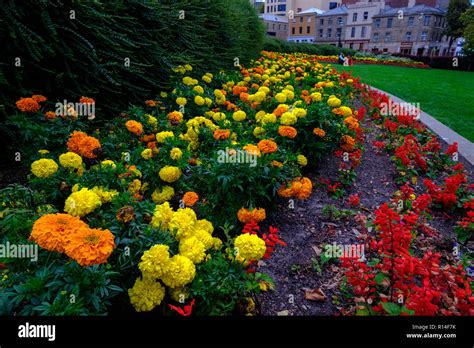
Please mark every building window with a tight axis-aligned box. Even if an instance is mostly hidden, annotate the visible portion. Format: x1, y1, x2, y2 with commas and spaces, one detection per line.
405, 31, 412, 41
375, 18, 380, 28
320, 18, 324, 25
363, 12, 368, 20
353, 13, 358, 22
351, 27, 356, 38
299, 27, 302, 34
373, 32, 379, 42
329, 2, 338, 9
421, 31, 427, 41
278, 4, 286, 11
292, 27, 295, 34
384, 32, 391, 42
387, 18, 393, 28
328, 28, 332, 37
300, 17, 303, 23
307, 26, 310, 34
284, 25, 287, 30
350, 43, 354, 49
408, 16, 414, 27
361, 26, 367, 38
319, 29, 323, 38
338, 17, 343, 25
278, 24, 281, 30
307, 17, 311, 23
337, 28, 342, 38
328, 18, 333, 26
273, 23, 275, 29
424, 15, 430, 26
267, 6, 270, 12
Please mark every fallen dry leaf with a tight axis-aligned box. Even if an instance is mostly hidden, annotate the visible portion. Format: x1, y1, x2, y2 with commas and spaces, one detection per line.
277, 310, 289, 316
303, 288, 327, 302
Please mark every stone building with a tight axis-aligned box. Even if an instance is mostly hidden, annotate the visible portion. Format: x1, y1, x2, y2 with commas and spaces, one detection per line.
261, 14, 289, 40
368, 4, 449, 56
287, 7, 325, 43
315, 6, 349, 46
264, 0, 342, 17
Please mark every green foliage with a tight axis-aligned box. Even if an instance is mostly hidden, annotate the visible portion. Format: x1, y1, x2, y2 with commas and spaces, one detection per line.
263, 37, 356, 56
461, 8, 474, 54
446, 0, 471, 38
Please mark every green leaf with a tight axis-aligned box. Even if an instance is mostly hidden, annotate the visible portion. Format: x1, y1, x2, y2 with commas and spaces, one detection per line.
382, 302, 401, 316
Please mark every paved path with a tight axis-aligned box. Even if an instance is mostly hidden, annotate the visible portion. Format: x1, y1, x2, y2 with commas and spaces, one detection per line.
369, 86, 474, 165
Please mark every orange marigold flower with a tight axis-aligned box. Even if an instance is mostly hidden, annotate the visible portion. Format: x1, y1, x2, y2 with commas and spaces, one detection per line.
242, 144, 261, 157
271, 160, 283, 167
67, 131, 101, 159
273, 105, 287, 117
257, 139, 278, 154
340, 135, 356, 152
140, 134, 156, 143
344, 116, 359, 131
125, 120, 144, 135
313, 128, 326, 137
237, 207, 266, 223
168, 111, 183, 124
16, 98, 40, 113
44, 111, 56, 120
278, 126, 297, 139
277, 177, 313, 200
31, 95, 47, 103
145, 100, 158, 107
79, 96, 95, 104
116, 205, 136, 223
65, 226, 115, 267
182, 191, 199, 207
213, 129, 230, 140
30, 213, 88, 253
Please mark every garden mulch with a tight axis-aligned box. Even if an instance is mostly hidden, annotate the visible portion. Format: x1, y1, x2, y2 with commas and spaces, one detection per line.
256, 118, 474, 316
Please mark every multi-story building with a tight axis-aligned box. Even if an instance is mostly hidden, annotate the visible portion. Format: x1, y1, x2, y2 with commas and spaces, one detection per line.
369, 4, 449, 56
264, 0, 342, 17
344, 0, 384, 51
287, 7, 325, 43
250, 0, 266, 13
260, 14, 290, 40
315, 6, 349, 46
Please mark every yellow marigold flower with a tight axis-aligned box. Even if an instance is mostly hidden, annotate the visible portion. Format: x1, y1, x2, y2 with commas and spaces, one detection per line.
179, 237, 206, 264
194, 95, 205, 106
293, 108, 307, 118
91, 186, 118, 203
212, 112, 226, 122
141, 148, 153, 160
347, 79, 353, 84
233, 110, 247, 122
151, 202, 174, 229
280, 112, 297, 125
161, 255, 196, 288
128, 277, 166, 312
275, 93, 287, 103
193, 85, 204, 94
31, 158, 58, 178
64, 226, 115, 267
101, 160, 116, 169
339, 106, 353, 117
30, 213, 88, 253
234, 234, 266, 261
327, 96, 341, 108
125, 120, 144, 135
59, 152, 82, 170
212, 237, 223, 250
195, 219, 214, 235
261, 113, 277, 125
139, 244, 170, 279
156, 131, 174, 143
253, 126, 265, 137
168, 208, 197, 240
176, 97, 187, 106
128, 179, 142, 195
64, 188, 102, 217
194, 229, 214, 250
311, 92, 322, 102
159, 166, 182, 183
297, 154, 308, 166
202, 75, 212, 83
170, 147, 183, 160
152, 186, 175, 204
38, 149, 49, 155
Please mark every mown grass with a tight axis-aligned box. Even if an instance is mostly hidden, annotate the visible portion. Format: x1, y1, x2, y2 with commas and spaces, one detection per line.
330, 64, 474, 142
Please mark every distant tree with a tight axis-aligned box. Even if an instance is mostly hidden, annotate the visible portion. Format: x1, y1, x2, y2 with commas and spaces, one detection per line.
461, 8, 474, 51
446, 0, 471, 53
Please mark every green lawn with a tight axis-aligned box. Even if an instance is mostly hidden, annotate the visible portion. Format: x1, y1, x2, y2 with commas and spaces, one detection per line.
330, 64, 474, 142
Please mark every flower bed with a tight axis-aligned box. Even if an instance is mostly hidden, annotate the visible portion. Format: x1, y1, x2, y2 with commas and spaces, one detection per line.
1, 52, 365, 316
315, 55, 429, 68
